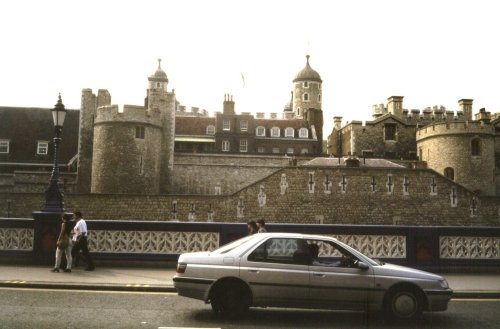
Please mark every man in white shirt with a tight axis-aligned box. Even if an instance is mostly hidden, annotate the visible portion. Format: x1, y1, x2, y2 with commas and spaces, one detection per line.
71, 211, 95, 271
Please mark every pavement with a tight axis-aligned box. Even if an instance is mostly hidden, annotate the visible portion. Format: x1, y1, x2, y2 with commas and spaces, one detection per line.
0, 264, 499, 298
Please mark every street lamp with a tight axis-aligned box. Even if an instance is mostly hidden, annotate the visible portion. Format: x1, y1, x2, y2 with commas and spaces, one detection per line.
41, 94, 67, 213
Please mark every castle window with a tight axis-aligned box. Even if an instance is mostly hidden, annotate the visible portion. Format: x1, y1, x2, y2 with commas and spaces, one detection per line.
135, 126, 145, 139
0, 140, 9, 153
299, 128, 309, 138
297, 107, 301, 116
303, 81, 309, 88
303, 93, 309, 102
287, 148, 294, 154
240, 120, 248, 132
239, 139, 248, 152
223, 119, 230, 131
471, 138, 481, 156
206, 125, 215, 135
37, 141, 49, 155
272, 147, 280, 154
257, 146, 265, 153
285, 127, 294, 138
384, 123, 396, 141
256, 126, 266, 137
300, 148, 309, 154
444, 167, 454, 180
271, 127, 280, 137
222, 140, 230, 152
318, 94, 321, 102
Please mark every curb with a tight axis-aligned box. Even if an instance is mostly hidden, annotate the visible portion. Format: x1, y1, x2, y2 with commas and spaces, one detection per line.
452, 291, 500, 299
0, 281, 177, 293
1, 280, 499, 298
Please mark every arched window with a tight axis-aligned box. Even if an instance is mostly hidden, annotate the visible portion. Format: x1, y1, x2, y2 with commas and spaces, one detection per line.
303, 93, 309, 101
285, 127, 294, 138
299, 128, 309, 138
471, 138, 481, 156
206, 125, 215, 135
318, 94, 321, 102
303, 81, 309, 88
444, 167, 454, 180
271, 127, 280, 137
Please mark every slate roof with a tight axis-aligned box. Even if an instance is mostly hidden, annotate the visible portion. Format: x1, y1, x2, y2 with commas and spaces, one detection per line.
0, 106, 80, 166
175, 116, 215, 135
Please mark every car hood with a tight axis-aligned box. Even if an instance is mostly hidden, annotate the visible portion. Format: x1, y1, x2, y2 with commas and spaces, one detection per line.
373, 263, 444, 281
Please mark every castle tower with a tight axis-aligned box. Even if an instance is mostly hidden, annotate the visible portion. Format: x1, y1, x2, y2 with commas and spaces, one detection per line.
416, 120, 495, 195
458, 99, 473, 121
387, 96, 404, 117
292, 55, 322, 118
91, 104, 163, 194
77, 88, 111, 193
146, 59, 176, 193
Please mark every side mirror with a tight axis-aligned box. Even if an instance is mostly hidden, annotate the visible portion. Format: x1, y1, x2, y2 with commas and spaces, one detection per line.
356, 261, 369, 270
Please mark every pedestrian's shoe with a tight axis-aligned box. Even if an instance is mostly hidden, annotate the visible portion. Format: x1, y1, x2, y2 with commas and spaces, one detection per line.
63, 269, 72, 273
51, 268, 60, 273
84, 267, 95, 271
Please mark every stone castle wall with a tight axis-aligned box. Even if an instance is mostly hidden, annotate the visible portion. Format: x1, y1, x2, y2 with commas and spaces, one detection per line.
2, 167, 498, 226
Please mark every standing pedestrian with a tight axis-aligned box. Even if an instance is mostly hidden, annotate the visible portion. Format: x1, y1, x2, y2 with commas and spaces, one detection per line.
256, 218, 267, 233
247, 220, 258, 235
71, 211, 95, 271
51, 213, 73, 273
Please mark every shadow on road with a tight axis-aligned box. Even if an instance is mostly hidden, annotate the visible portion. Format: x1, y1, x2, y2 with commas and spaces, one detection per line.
191, 308, 457, 329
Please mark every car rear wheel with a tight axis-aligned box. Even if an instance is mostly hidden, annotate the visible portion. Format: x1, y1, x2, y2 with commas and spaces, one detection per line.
385, 288, 423, 320
210, 281, 251, 316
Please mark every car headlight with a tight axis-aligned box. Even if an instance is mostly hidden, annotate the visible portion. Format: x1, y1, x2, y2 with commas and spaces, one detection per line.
438, 279, 449, 289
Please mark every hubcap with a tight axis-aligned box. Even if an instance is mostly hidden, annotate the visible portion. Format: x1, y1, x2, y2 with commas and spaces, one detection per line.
393, 293, 417, 317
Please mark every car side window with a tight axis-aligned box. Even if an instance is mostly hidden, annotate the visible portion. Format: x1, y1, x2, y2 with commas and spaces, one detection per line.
248, 238, 309, 265
308, 239, 359, 268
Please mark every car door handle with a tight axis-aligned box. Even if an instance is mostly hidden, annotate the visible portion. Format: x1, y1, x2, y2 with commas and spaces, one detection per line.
313, 273, 326, 278
248, 269, 260, 273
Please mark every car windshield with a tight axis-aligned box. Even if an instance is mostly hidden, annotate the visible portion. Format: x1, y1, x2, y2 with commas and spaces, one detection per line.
211, 235, 256, 254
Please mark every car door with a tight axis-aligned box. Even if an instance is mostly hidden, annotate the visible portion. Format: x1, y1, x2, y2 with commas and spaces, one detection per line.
240, 237, 310, 308
308, 239, 375, 310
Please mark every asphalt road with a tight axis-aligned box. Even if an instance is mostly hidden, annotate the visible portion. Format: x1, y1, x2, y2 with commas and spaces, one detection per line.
1, 287, 499, 329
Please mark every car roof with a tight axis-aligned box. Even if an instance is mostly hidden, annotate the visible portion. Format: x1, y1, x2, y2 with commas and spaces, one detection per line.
252, 232, 339, 242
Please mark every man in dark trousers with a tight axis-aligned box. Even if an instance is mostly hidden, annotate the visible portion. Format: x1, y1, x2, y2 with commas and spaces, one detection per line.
71, 211, 95, 271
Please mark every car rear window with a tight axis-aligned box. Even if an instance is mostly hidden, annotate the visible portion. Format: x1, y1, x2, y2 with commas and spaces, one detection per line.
211, 235, 255, 254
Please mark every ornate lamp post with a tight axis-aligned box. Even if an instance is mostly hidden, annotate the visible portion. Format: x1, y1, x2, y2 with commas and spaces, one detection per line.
32, 94, 68, 264
41, 94, 67, 213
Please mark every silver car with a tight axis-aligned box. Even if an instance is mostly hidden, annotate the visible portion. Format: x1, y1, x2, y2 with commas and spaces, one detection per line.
173, 233, 452, 320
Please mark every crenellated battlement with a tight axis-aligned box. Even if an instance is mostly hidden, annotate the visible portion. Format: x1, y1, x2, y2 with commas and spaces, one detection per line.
94, 104, 162, 127
416, 120, 495, 141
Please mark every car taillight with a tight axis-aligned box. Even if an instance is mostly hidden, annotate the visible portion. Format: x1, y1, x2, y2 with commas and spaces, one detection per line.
176, 262, 187, 274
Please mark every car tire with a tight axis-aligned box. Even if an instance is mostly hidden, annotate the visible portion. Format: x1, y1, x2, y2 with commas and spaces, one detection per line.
385, 288, 423, 321
210, 281, 250, 316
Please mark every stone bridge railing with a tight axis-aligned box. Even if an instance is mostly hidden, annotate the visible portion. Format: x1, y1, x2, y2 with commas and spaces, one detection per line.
0, 218, 499, 271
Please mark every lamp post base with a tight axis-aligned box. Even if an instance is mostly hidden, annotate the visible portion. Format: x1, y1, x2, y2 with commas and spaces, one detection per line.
32, 211, 63, 265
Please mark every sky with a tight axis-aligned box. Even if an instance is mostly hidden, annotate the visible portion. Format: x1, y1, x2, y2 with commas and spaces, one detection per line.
1, 0, 499, 135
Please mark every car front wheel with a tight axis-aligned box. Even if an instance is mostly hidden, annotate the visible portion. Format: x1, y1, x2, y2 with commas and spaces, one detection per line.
385, 288, 423, 320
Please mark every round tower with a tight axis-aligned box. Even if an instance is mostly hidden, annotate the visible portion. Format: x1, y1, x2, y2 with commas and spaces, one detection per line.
91, 105, 163, 194
292, 55, 322, 118
416, 121, 495, 195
